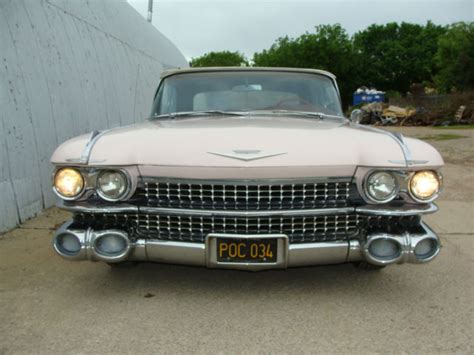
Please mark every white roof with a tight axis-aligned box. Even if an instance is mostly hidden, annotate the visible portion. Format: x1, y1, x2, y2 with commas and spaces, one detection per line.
160, 66, 337, 80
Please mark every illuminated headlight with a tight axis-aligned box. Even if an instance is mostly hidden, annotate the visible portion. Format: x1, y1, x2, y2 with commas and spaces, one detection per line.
409, 171, 441, 202
97, 170, 128, 201
366, 171, 398, 203
53, 168, 84, 199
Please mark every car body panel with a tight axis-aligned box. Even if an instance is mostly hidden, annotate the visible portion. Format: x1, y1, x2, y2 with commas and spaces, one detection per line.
51, 116, 443, 178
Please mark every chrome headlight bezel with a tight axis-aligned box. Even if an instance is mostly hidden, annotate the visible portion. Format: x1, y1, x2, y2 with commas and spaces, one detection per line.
96, 169, 130, 202
408, 170, 442, 203
364, 170, 400, 204
53, 167, 86, 201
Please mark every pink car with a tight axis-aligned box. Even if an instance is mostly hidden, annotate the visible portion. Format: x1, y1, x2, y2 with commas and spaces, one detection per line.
51, 67, 443, 271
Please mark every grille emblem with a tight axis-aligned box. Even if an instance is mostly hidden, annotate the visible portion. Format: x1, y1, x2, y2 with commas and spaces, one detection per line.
208, 150, 287, 161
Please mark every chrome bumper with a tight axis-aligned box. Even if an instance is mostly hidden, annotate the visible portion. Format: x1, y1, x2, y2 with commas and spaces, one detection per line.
52, 220, 440, 271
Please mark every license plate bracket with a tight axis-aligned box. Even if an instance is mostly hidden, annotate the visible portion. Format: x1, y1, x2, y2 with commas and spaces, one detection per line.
216, 237, 278, 263
206, 234, 289, 270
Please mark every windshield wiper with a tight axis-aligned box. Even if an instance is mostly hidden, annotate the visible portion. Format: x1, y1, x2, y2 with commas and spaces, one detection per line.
150, 110, 245, 120
248, 110, 343, 120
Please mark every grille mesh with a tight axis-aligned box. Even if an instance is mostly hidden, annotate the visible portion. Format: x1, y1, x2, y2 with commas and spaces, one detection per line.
134, 180, 359, 210
136, 214, 360, 243
73, 212, 422, 244
73, 212, 360, 243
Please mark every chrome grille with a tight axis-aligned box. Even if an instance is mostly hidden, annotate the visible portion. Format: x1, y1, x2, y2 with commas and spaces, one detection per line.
73, 212, 422, 244
134, 179, 359, 210
73, 212, 361, 243
136, 214, 360, 243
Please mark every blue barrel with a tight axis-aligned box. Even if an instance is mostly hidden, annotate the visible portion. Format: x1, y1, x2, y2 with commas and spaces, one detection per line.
353, 92, 385, 106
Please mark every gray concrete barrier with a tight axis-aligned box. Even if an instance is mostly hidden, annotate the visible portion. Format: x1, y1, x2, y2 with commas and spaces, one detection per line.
0, 0, 188, 232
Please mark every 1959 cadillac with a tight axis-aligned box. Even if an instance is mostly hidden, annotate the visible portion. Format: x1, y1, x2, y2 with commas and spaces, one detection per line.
51, 67, 443, 271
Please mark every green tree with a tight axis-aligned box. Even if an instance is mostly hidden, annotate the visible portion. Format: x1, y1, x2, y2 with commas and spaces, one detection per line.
435, 22, 474, 92
191, 51, 248, 67
352, 22, 446, 94
253, 24, 356, 106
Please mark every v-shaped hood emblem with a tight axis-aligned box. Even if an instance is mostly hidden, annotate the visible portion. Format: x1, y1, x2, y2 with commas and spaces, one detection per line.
207, 149, 287, 161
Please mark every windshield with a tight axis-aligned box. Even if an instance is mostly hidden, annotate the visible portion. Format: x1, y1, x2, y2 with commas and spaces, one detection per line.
151, 71, 343, 117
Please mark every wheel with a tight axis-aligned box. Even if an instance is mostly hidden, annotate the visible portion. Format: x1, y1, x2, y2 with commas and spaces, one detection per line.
107, 261, 138, 268
352, 261, 386, 271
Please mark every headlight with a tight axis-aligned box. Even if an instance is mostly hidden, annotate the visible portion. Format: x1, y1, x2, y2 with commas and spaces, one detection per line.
97, 170, 128, 201
53, 168, 84, 199
409, 171, 441, 202
366, 171, 398, 203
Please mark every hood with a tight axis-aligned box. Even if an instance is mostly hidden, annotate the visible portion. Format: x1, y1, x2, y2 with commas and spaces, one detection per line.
51, 116, 443, 178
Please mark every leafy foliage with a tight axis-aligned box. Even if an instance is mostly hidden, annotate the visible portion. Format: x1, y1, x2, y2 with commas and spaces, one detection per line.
253, 25, 356, 105
353, 22, 446, 94
190, 51, 248, 67
435, 22, 474, 92
192, 22, 473, 107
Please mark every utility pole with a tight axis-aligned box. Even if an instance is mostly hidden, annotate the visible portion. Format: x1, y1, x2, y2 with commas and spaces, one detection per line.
147, 0, 153, 22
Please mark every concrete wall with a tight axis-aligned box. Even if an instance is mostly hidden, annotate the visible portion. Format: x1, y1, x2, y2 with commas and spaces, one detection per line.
0, 0, 188, 232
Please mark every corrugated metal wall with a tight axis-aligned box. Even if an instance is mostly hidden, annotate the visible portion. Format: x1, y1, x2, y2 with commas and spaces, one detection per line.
0, 0, 188, 232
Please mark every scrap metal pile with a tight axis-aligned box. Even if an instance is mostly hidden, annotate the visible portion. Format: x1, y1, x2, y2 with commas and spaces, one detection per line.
355, 88, 474, 126
358, 102, 417, 125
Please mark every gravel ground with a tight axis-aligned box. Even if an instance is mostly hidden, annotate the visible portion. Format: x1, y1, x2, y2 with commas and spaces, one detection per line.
0, 127, 473, 354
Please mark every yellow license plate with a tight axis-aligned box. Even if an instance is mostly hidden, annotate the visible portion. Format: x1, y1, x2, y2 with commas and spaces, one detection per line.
216, 238, 278, 263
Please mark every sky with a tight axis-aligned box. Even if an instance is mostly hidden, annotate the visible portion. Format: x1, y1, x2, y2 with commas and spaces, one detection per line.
128, 0, 473, 61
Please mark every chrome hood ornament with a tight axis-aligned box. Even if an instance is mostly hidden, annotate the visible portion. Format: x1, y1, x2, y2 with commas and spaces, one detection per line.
207, 149, 287, 161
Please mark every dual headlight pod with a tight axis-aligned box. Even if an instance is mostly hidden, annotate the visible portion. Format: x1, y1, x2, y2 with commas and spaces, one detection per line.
365, 170, 441, 204
53, 168, 129, 201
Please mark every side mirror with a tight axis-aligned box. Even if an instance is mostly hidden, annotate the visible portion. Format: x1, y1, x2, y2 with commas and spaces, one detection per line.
350, 109, 362, 124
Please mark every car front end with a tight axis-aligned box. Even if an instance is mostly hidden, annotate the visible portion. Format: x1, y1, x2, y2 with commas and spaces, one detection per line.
50, 68, 443, 271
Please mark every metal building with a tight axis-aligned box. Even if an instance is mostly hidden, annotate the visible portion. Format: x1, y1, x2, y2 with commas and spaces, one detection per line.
0, 0, 188, 232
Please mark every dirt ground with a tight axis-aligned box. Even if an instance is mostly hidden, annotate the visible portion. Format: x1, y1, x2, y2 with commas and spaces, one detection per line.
0, 127, 473, 354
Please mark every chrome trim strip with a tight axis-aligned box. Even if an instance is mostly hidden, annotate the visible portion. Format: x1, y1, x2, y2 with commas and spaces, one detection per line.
139, 206, 355, 217
79, 130, 109, 164
392, 132, 413, 162
57, 199, 139, 213
388, 160, 429, 166
207, 151, 287, 161
141, 176, 354, 184
356, 203, 438, 216
58, 199, 438, 217
352, 124, 411, 167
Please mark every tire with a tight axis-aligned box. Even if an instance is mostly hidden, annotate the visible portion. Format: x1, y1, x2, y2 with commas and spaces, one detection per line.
352, 261, 386, 271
